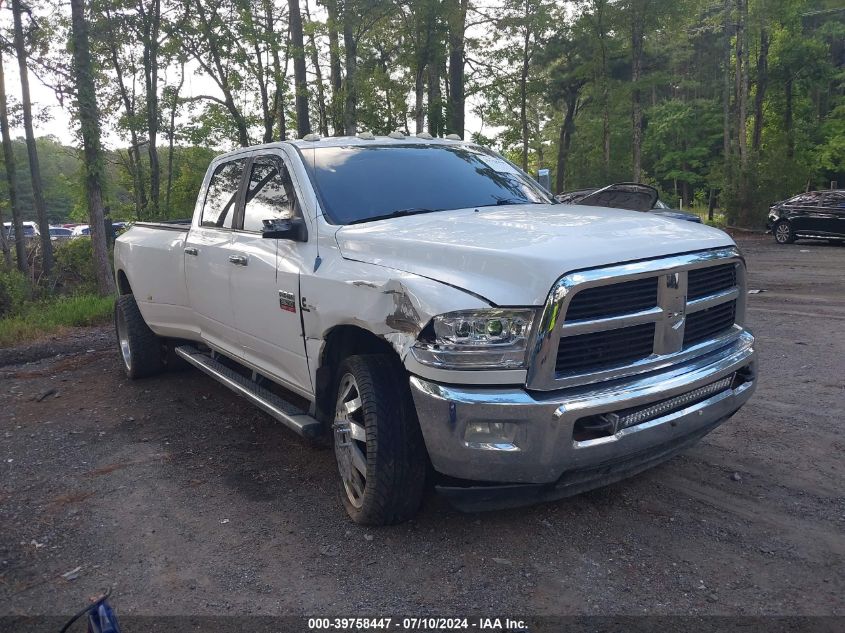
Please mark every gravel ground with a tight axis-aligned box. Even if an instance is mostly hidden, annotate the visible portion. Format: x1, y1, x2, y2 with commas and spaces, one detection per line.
0, 237, 843, 619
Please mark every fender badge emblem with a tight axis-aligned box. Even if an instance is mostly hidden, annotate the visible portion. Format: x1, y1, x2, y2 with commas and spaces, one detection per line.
279, 291, 297, 313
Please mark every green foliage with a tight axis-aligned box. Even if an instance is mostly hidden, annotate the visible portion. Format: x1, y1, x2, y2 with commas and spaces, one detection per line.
643, 99, 722, 199
1, 0, 842, 234
0, 268, 31, 318
166, 146, 217, 218
52, 237, 100, 293
0, 293, 114, 347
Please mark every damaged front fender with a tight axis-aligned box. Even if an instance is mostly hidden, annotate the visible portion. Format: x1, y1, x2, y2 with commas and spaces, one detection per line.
301, 257, 490, 362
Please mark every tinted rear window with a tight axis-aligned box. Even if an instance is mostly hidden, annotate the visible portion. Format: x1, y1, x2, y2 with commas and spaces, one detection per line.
303, 144, 552, 224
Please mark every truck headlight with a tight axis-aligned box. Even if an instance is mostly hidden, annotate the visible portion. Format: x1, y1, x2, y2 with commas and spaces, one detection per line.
411, 309, 537, 369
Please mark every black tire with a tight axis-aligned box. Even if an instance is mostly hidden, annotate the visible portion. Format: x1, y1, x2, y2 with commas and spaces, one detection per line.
331, 354, 427, 525
114, 294, 165, 379
163, 341, 193, 372
774, 220, 795, 244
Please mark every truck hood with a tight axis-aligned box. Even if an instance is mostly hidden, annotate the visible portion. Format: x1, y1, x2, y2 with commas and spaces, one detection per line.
334, 204, 735, 306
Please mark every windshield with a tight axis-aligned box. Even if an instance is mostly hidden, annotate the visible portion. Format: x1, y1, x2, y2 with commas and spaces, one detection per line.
304, 144, 553, 224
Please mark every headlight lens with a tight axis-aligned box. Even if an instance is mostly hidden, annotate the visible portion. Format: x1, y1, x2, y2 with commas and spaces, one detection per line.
411, 309, 537, 369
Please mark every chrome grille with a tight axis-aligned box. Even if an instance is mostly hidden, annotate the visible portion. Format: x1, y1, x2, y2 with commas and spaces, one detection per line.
565, 277, 658, 321
688, 263, 736, 300
684, 300, 736, 346
527, 248, 746, 391
555, 323, 655, 374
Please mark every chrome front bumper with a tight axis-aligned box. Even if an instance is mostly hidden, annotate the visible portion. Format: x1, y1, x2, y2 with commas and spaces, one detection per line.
410, 331, 756, 489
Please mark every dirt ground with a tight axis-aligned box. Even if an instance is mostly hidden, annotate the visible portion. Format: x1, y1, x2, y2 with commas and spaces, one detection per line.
1, 236, 843, 619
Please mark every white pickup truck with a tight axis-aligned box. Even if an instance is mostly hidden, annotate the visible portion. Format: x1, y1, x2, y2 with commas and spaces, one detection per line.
113, 135, 757, 525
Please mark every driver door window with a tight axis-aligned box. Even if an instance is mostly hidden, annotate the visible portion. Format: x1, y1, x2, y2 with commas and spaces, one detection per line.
243, 157, 295, 232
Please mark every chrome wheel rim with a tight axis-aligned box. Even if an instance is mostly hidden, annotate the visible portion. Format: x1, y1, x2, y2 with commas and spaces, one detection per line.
775, 223, 790, 243
116, 310, 132, 371
333, 373, 367, 509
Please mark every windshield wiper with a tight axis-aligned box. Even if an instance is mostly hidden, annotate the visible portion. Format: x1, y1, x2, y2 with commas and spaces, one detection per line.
472, 197, 537, 208
348, 207, 442, 225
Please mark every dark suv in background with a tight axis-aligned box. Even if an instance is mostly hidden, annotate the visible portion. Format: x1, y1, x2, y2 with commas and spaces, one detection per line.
767, 190, 845, 244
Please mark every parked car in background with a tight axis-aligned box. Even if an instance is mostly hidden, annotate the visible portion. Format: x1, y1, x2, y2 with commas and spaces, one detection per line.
767, 190, 845, 244
556, 183, 701, 223
3, 221, 40, 239
71, 225, 91, 237
113, 135, 756, 525
49, 226, 74, 240
653, 199, 703, 223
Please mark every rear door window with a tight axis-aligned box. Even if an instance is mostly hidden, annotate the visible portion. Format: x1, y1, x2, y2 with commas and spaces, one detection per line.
788, 192, 822, 206
819, 192, 845, 208
242, 156, 296, 232
201, 158, 247, 228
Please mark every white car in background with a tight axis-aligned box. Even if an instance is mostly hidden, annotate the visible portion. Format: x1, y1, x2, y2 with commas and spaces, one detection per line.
71, 225, 91, 238
49, 226, 74, 240
3, 221, 40, 239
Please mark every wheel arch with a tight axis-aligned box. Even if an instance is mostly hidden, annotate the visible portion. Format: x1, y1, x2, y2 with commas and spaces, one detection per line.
116, 269, 133, 295
314, 324, 402, 423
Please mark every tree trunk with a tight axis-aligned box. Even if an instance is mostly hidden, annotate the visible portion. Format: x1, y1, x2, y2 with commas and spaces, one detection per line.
324, 0, 343, 135
735, 0, 748, 168
722, 0, 731, 166
427, 55, 442, 136
192, 0, 250, 146
445, 0, 467, 137
0, 49, 27, 274
0, 202, 9, 268
785, 78, 794, 159
414, 64, 425, 134
342, 5, 357, 135
289, 0, 312, 137
140, 0, 161, 215
11, 0, 52, 273
630, 0, 644, 182
166, 61, 185, 216
412, 7, 428, 136
264, 0, 287, 140
708, 187, 716, 222
239, 6, 273, 143
304, 0, 329, 136
70, 0, 115, 296
519, 4, 531, 172
751, 27, 769, 152
103, 6, 147, 219
555, 92, 578, 194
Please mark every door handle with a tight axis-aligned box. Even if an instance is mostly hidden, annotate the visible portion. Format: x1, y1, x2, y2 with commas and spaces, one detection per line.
228, 254, 248, 266
184, 247, 198, 256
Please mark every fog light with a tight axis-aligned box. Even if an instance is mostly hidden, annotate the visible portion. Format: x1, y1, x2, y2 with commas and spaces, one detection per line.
464, 421, 518, 448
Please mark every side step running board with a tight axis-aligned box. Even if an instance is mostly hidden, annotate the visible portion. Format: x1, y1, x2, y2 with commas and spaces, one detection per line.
174, 345, 322, 439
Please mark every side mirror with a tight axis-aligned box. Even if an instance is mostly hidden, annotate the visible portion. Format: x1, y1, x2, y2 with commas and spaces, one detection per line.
261, 218, 308, 242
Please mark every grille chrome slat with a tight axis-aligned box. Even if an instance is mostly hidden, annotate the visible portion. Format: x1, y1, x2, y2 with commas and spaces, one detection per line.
527, 247, 746, 391
565, 277, 658, 321
556, 323, 655, 374
559, 306, 664, 336
688, 263, 737, 300
687, 287, 740, 313
684, 301, 737, 347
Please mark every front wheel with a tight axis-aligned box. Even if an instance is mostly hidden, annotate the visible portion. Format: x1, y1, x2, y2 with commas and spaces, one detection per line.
774, 221, 795, 244
114, 294, 165, 379
332, 355, 427, 525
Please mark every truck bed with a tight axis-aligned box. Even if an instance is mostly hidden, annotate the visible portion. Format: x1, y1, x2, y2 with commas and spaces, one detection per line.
133, 219, 192, 231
